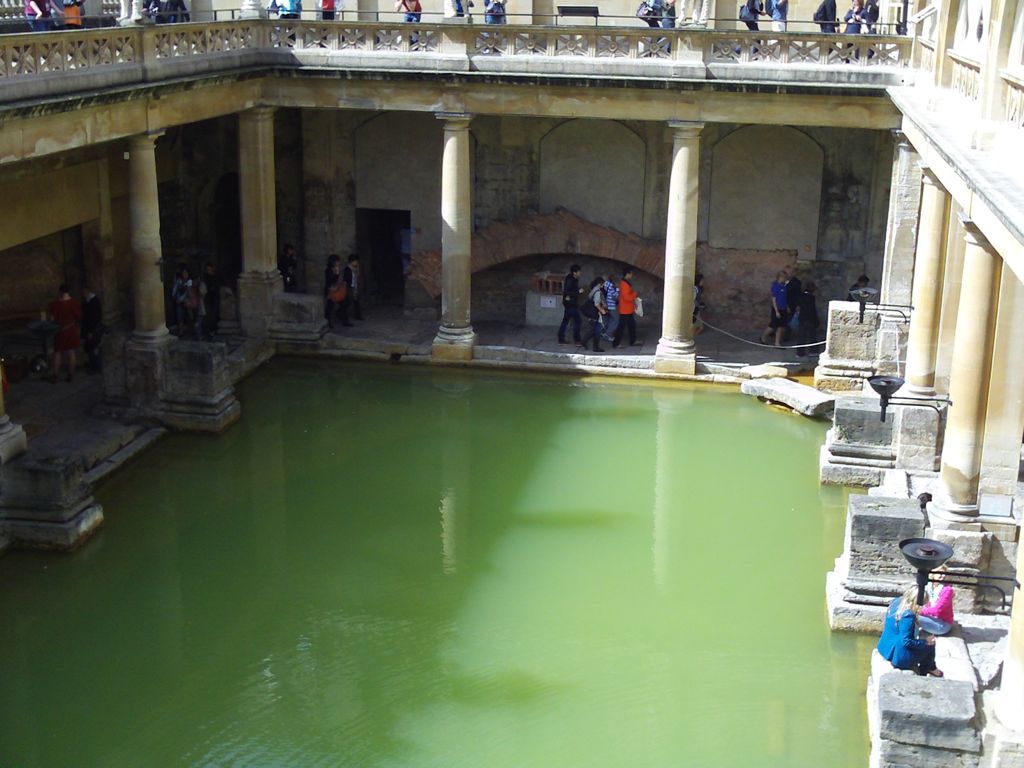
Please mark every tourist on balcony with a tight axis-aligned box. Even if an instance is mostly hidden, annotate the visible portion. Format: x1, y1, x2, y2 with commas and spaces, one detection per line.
766, 0, 786, 31
660, 0, 676, 28
813, 0, 837, 32
876, 584, 943, 677
24, 0, 54, 31
280, 0, 301, 19
396, 0, 421, 23
613, 268, 642, 348
321, 0, 335, 19
324, 255, 349, 329
738, 0, 764, 31
62, 0, 83, 28
862, 0, 878, 32
843, 0, 864, 33
557, 264, 583, 347
484, 0, 506, 24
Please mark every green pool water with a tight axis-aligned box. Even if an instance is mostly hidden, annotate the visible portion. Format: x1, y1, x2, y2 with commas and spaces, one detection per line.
0, 360, 873, 767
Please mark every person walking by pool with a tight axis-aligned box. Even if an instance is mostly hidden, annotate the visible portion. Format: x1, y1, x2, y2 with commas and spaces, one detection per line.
613, 267, 641, 348
876, 584, 943, 677
693, 273, 706, 336
203, 262, 221, 337
279, 243, 299, 292
81, 288, 104, 373
784, 269, 802, 341
171, 265, 195, 337
193, 270, 208, 341
848, 273, 871, 300
324, 255, 348, 328
342, 254, 363, 323
580, 276, 607, 352
602, 274, 620, 343
48, 285, 81, 383
759, 270, 789, 348
795, 282, 820, 357
558, 264, 583, 347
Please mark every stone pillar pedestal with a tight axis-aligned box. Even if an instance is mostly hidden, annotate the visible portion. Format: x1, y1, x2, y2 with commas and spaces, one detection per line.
930, 219, 1001, 523
655, 121, 703, 376
432, 113, 476, 362
905, 168, 950, 396
238, 107, 283, 340
814, 302, 880, 392
0, 369, 26, 464
0, 455, 103, 551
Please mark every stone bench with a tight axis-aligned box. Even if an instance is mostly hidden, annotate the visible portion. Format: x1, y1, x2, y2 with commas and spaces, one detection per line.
739, 377, 835, 417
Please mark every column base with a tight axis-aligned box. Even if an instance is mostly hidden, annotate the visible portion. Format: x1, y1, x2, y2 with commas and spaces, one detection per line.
654, 338, 696, 375
432, 326, 476, 362
0, 501, 104, 551
238, 272, 285, 339
904, 384, 938, 398
0, 417, 27, 464
131, 327, 171, 346
269, 292, 329, 350
927, 490, 980, 526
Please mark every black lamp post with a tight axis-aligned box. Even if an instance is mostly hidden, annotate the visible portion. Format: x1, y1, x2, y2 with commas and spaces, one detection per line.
899, 537, 954, 605
867, 375, 951, 422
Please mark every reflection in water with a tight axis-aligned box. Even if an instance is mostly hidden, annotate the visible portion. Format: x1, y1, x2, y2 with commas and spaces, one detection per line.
0, 360, 870, 768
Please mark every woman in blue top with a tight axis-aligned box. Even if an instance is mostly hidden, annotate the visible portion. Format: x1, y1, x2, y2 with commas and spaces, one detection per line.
876, 585, 943, 677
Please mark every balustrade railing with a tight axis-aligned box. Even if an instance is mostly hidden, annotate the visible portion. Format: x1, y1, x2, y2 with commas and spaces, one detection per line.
915, 36, 933, 74
948, 50, 980, 101
0, 19, 912, 88
1004, 70, 1024, 130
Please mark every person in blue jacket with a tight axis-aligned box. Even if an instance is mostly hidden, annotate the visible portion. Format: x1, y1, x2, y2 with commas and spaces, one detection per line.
876, 585, 943, 677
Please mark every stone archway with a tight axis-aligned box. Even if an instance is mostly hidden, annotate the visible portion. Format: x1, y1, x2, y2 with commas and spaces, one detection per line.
408, 208, 665, 299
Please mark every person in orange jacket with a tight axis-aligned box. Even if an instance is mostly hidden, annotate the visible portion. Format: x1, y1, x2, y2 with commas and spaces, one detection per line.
613, 267, 642, 348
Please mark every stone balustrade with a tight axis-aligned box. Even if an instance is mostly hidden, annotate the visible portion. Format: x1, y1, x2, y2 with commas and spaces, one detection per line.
1005, 70, 1024, 130
948, 50, 981, 102
0, 19, 915, 101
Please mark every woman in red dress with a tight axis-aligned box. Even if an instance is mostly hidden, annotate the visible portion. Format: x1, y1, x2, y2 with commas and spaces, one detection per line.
48, 285, 82, 382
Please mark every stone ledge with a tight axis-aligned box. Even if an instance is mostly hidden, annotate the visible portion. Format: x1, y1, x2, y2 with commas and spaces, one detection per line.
879, 674, 981, 753
740, 377, 835, 417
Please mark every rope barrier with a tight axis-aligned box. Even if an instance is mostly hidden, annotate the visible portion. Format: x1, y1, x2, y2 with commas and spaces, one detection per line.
700, 319, 827, 350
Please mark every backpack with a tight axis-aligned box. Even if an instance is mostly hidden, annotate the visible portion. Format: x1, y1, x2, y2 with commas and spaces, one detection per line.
581, 302, 598, 320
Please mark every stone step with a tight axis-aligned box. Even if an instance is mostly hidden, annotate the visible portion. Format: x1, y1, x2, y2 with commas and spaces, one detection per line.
741, 376, 836, 417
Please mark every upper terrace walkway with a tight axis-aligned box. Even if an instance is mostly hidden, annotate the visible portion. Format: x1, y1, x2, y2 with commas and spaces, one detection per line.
0, 18, 914, 104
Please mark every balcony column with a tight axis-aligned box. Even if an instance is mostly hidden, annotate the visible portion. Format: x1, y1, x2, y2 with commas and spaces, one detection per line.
237, 107, 283, 339
655, 121, 704, 376
904, 167, 950, 396
432, 113, 476, 362
878, 131, 922, 308
129, 132, 170, 344
0, 376, 28, 465
929, 218, 1001, 522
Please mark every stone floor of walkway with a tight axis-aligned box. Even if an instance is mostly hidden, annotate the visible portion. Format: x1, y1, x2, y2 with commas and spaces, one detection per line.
1, 307, 821, 474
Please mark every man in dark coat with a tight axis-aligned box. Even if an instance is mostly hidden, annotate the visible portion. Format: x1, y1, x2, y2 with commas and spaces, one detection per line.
814, 0, 837, 32
82, 288, 103, 373
558, 264, 583, 346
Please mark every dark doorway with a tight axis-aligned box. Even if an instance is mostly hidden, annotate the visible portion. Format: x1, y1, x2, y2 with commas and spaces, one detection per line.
356, 208, 410, 305
213, 173, 242, 285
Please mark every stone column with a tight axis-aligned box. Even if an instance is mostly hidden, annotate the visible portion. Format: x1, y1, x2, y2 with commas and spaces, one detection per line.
878, 132, 922, 308
129, 132, 170, 344
0, 374, 28, 464
998, 542, 1024, 731
432, 113, 476, 362
930, 218, 1001, 521
979, 268, 1024, 499
655, 121, 703, 376
237, 107, 284, 339
904, 167, 950, 396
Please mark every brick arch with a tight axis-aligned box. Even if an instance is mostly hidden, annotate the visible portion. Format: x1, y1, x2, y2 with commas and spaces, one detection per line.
408, 208, 665, 298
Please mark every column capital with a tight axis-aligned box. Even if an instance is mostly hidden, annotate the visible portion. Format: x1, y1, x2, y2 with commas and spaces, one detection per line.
958, 215, 993, 251
667, 120, 705, 139
436, 112, 473, 128
240, 106, 276, 123
919, 164, 944, 188
129, 131, 164, 150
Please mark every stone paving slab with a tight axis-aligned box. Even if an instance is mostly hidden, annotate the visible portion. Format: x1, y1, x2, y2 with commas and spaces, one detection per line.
740, 377, 835, 417
879, 674, 981, 753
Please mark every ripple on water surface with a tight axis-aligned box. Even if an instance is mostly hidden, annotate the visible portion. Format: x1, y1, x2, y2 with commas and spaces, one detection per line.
0, 360, 873, 767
